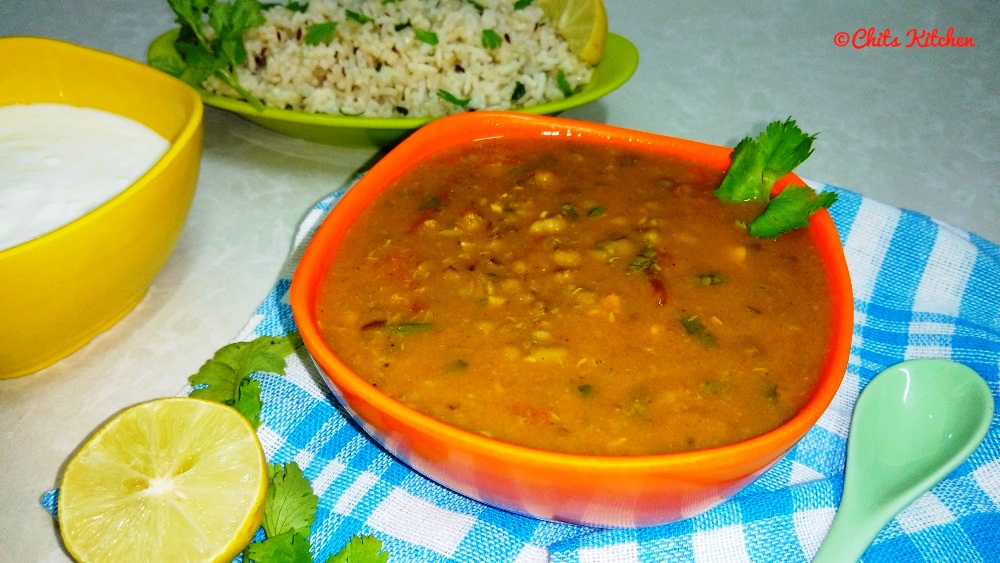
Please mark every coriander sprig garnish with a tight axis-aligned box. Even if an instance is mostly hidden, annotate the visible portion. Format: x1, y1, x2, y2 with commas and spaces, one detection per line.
154, 0, 267, 110
715, 118, 837, 238
189, 332, 390, 562
242, 460, 389, 562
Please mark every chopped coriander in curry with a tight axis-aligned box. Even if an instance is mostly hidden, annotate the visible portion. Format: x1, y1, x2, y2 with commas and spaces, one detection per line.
317, 138, 833, 456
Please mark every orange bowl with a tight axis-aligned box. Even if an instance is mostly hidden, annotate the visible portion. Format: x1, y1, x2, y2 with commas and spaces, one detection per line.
290, 112, 853, 527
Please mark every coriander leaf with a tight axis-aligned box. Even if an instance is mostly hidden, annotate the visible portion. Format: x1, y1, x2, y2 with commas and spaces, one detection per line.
149, 54, 188, 78
511, 81, 526, 102
188, 361, 241, 405
327, 535, 390, 563
188, 332, 302, 407
437, 89, 471, 107
628, 255, 654, 272
232, 0, 267, 31
628, 249, 657, 272
696, 272, 724, 286
757, 120, 816, 190
680, 315, 716, 346
166, 0, 212, 45
208, 333, 301, 381
715, 118, 816, 203
716, 136, 762, 202
388, 321, 435, 334
286, 1, 309, 12
230, 0, 268, 30
419, 196, 443, 210
482, 28, 503, 49
235, 377, 263, 428
345, 9, 372, 24
263, 462, 318, 539
245, 530, 313, 563
556, 69, 573, 97
514, 0, 533, 9
414, 28, 439, 45
466, 0, 487, 11
630, 398, 651, 420
749, 186, 838, 238
174, 30, 223, 84
763, 381, 780, 402
305, 21, 338, 45
209, 0, 265, 69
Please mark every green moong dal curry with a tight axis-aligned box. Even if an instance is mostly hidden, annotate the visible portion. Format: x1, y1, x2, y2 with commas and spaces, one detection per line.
317, 138, 832, 456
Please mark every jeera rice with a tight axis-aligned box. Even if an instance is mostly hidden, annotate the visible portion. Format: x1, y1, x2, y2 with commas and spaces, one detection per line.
201, 0, 594, 118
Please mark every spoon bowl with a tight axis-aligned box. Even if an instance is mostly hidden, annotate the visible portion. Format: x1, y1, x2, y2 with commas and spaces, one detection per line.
813, 359, 994, 562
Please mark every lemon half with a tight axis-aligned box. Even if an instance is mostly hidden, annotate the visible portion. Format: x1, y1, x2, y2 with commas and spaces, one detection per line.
58, 398, 268, 563
536, 0, 608, 64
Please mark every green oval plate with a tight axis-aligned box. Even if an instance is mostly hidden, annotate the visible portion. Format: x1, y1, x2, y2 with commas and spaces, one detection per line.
147, 29, 638, 148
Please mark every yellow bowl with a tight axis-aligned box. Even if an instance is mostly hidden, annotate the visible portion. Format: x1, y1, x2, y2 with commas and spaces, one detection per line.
0, 37, 203, 379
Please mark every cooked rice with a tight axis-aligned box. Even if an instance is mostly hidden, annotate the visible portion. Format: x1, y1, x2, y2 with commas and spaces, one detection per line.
204, 0, 593, 118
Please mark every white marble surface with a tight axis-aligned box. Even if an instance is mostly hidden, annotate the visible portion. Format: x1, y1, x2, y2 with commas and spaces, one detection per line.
1, 1, 997, 561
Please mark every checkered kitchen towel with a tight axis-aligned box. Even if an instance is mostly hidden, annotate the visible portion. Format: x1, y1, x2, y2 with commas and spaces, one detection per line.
43, 178, 1000, 562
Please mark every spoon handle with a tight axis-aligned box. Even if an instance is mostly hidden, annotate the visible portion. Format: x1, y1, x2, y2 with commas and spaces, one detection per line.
811, 501, 889, 563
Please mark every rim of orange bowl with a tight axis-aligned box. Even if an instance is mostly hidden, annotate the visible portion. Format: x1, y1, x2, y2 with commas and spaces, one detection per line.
291, 111, 854, 472
0, 36, 203, 258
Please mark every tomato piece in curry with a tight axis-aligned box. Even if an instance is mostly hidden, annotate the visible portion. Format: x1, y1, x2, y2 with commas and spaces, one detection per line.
316, 138, 833, 456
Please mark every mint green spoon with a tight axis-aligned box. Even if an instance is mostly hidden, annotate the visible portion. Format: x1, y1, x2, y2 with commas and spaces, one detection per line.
812, 359, 994, 563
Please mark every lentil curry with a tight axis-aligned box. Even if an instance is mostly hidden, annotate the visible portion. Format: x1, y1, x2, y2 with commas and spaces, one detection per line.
317, 138, 832, 456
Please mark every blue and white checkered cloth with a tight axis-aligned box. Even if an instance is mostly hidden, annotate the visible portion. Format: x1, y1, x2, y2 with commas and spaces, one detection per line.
43, 178, 1000, 562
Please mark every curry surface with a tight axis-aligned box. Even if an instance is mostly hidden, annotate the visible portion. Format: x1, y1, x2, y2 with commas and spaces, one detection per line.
317, 139, 832, 456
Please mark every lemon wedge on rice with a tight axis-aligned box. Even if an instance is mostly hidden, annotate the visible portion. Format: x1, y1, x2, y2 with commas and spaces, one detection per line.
536, 0, 608, 64
57, 397, 268, 563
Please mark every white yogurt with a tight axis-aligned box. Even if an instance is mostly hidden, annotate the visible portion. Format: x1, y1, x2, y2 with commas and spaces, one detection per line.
0, 103, 170, 251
